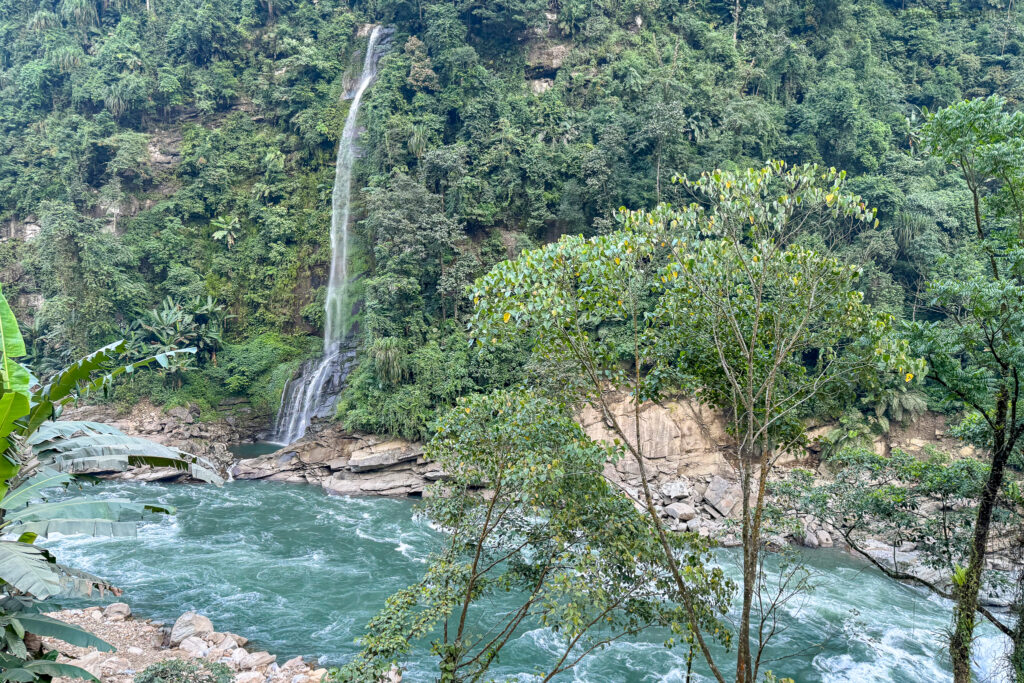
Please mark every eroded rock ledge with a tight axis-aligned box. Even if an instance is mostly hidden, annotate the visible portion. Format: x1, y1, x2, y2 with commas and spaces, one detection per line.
232, 426, 435, 497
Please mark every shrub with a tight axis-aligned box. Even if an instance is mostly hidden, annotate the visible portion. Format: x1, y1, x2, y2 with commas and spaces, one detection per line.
136, 659, 233, 683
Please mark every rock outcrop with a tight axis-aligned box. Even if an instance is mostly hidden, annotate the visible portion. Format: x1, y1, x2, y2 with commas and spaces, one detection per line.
232, 426, 431, 497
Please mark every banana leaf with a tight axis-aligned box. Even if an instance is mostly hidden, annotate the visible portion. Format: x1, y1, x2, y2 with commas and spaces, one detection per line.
26, 421, 121, 446
12, 613, 113, 651
0, 288, 26, 391
6, 498, 146, 523
11, 519, 139, 538
0, 468, 74, 510
0, 542, 61, 599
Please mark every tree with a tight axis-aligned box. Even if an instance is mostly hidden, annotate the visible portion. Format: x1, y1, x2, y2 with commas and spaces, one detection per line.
916, 95, 1024, 682
469, 162, 916, 683
338, 390, 730, 682
777, 446, 1021, 665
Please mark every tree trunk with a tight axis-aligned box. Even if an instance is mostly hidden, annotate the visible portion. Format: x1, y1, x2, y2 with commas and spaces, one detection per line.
950, 395, 1013, 682
734, 443, 769, 683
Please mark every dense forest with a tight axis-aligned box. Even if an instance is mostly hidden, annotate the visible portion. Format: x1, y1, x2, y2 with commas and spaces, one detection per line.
0, 0, 1021, 438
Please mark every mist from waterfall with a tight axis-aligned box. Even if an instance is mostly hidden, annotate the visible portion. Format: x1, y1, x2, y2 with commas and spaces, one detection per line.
273, 26, 392, 445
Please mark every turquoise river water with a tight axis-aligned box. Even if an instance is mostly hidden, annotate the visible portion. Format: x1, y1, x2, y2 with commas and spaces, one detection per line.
43, 481, 1009, 682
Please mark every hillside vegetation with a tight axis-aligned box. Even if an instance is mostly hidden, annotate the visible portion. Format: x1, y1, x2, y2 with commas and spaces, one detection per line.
0, 0, 1021, 434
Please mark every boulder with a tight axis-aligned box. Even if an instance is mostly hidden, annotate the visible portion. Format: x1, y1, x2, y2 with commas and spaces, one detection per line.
281, 656, 306, 670
347, 441, 423, 472
225, 632, 249, 647
69, 652, 105, 678
660, 479, 692, 500
685, 517, 702, 533
170, 611, 214, 646
102, 602, 131, 621
703, 476, 741, 517
664, 502, 697, 521
179, 636, 209, 658
802, 532, 819, 549
815, 530, 833, 548
230, 648, 248, 668
241, 651, 277, 670
236, 672, 267, 683
100, 657, 131, 674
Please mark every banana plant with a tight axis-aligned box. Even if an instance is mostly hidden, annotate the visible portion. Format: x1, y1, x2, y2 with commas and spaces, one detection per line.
0, 285, 221, 681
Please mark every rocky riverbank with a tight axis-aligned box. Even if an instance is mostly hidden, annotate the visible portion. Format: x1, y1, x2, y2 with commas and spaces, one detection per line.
43, 604, 328, 683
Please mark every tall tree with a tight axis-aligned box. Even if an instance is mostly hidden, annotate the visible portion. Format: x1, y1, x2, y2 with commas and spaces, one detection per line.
469, 162, 916, 683
918, 95, 1024, 682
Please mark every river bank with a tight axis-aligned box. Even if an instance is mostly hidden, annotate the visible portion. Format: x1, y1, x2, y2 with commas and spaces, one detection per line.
43, 604, 327, 683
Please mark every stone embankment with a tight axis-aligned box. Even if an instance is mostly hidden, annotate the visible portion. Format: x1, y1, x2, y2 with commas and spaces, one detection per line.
44, 604, 327, 683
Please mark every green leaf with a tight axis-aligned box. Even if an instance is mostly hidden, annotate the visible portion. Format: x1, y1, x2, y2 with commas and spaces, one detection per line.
0, 542, 61, 599
14, 613, 113, 652
1, 468, 74, 510
24, 660, 100, 681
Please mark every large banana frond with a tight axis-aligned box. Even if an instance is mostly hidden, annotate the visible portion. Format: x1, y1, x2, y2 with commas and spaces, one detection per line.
10, 614, 112, 651
0, 543, 60, 599
30, 423, 223, 485
0, 469, 74, 510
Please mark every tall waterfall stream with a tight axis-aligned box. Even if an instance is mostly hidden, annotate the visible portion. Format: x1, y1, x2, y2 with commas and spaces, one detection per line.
46, 481, 1008, 682
273, 26, 393, 445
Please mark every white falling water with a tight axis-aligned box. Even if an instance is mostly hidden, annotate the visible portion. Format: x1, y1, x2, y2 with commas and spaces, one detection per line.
273, 26, 392, 445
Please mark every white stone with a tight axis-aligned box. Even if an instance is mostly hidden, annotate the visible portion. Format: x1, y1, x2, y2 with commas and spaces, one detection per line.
703, 475, 742, 517
664, 502, 697, 521
179, 636, 209, 658
235, 672, 266, 683
815, 530, 833, 547
240, 651, 277, 670
102, 602, 131, 621
660, 479, 692, 500
282, 656, 306, 670
170, 611, 214, 645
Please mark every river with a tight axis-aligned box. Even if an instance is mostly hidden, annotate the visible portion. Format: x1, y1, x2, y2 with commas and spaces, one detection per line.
43, 481, 1008, 682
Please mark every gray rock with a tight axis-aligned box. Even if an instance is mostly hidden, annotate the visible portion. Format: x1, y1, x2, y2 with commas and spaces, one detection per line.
170, 611, 214, 646
803, 532, 819, 548
660, 479, 692, 500
703, 475, 742, 517
235, 672, 266, 683
815, 530, 833, 547
102, 602, 131, 621
179, 635, 209, 658
240, 651, 277, 670
685, 517, 701, 532
664, 502, 697, 521
347, 441, 423, 472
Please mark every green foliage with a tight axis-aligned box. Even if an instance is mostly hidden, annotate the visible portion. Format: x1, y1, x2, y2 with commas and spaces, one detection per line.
338, 390, 730, 682
912, 95, 1024, 682
0, 0, 1019, 426
0, 285, 218, 682
778, 446, 1007, 572
135, 659, 233, 683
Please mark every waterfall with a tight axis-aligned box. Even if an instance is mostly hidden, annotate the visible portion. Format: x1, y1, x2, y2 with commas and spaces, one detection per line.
272, 26, 392, 445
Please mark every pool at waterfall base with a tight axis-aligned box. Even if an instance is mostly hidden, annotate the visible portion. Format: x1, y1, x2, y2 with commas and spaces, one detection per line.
43, 480, 1008, 682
